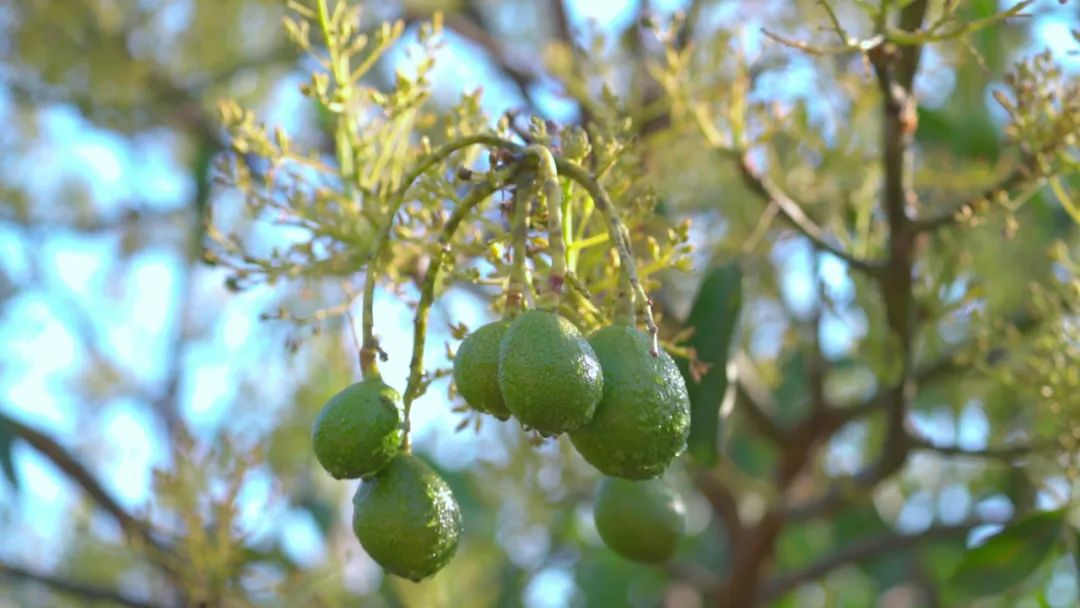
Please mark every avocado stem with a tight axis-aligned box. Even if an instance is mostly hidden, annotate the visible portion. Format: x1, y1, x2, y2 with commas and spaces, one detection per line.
505, 169, 535, 318
526, 145, 567, 308
402, 176, 510, 448
554, 161, 661, 356
359, 135, 517, 381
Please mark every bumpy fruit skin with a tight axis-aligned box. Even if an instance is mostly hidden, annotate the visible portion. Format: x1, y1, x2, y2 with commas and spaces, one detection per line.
497, 310, 603, 435
453, 321, 513, 420
570, 325, 690, 479
593, 476, 685, 563
352, 454, 462, 581
311, 379, 402, 480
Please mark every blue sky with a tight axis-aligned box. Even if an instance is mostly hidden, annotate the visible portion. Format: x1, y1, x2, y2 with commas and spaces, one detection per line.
1, 0, 1078, 605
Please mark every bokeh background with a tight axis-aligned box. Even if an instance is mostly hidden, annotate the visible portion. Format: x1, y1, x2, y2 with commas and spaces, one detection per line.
1, 1, 1078, 607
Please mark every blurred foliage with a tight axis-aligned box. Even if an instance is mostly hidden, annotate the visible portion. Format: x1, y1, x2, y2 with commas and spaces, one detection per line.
0, 1, 1078, 607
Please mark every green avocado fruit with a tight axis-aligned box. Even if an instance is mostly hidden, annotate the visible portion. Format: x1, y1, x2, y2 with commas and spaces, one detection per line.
570, 325, 690, 479
497, 309, 603, 435
311, 379, 402, 479
352, 453, 462, 581
453, 320, 513, 420
593, 476, 685, 563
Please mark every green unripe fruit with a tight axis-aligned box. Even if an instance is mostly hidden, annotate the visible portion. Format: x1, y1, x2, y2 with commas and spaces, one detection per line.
352, 453, 462, 581
497, 310, 603, 435
593, 476, 684, 563
570, 325, 690, 479
453, 321, 512, 420
311, 379, 402, 479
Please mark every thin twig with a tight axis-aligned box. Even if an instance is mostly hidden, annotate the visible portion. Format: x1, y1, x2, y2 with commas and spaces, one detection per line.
675, 0, 708, 49
908, 434, 1043, 461
732, 152, 885, 277
884, 1, 1034, 45
912, 163, 1039, 231
817, 1, 850, 45
527, 145, 567, 302
0, 560, 160, 608
0, 411, 172, 562
761, 28, 884, 56
755, 521, 991, 603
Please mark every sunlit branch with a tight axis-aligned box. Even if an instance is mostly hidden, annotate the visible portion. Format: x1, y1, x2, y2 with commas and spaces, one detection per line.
760, 28, 884, 57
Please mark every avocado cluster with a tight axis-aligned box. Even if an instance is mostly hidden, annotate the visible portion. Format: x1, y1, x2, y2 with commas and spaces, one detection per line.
311, 379, 462, 581
455, 309, 603, 435
455, 312, 691, 480
453, 311, 693, 563
310, 309, 692, 578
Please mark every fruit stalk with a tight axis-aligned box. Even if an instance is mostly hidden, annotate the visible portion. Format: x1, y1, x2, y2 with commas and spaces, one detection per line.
526, 145, 566, 305
402, 176, 508, 448
359, 134, 518, 378
553, 161, 660, 356
505, 169, 536, 315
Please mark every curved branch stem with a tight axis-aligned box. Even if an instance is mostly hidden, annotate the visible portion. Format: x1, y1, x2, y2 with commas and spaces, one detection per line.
553, 160, 659, 354
360, 134, 516, 378
912, 162, 1042, 231
732, 151, 886, 277
506, 169, 535, 314
401, 177, 509, 448
526, 145, 566, 305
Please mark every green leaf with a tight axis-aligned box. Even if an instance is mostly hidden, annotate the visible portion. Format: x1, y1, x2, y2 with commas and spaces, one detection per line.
676, 263, 742, 467
0, 419, 19, 491
949, 509, 1066, 599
